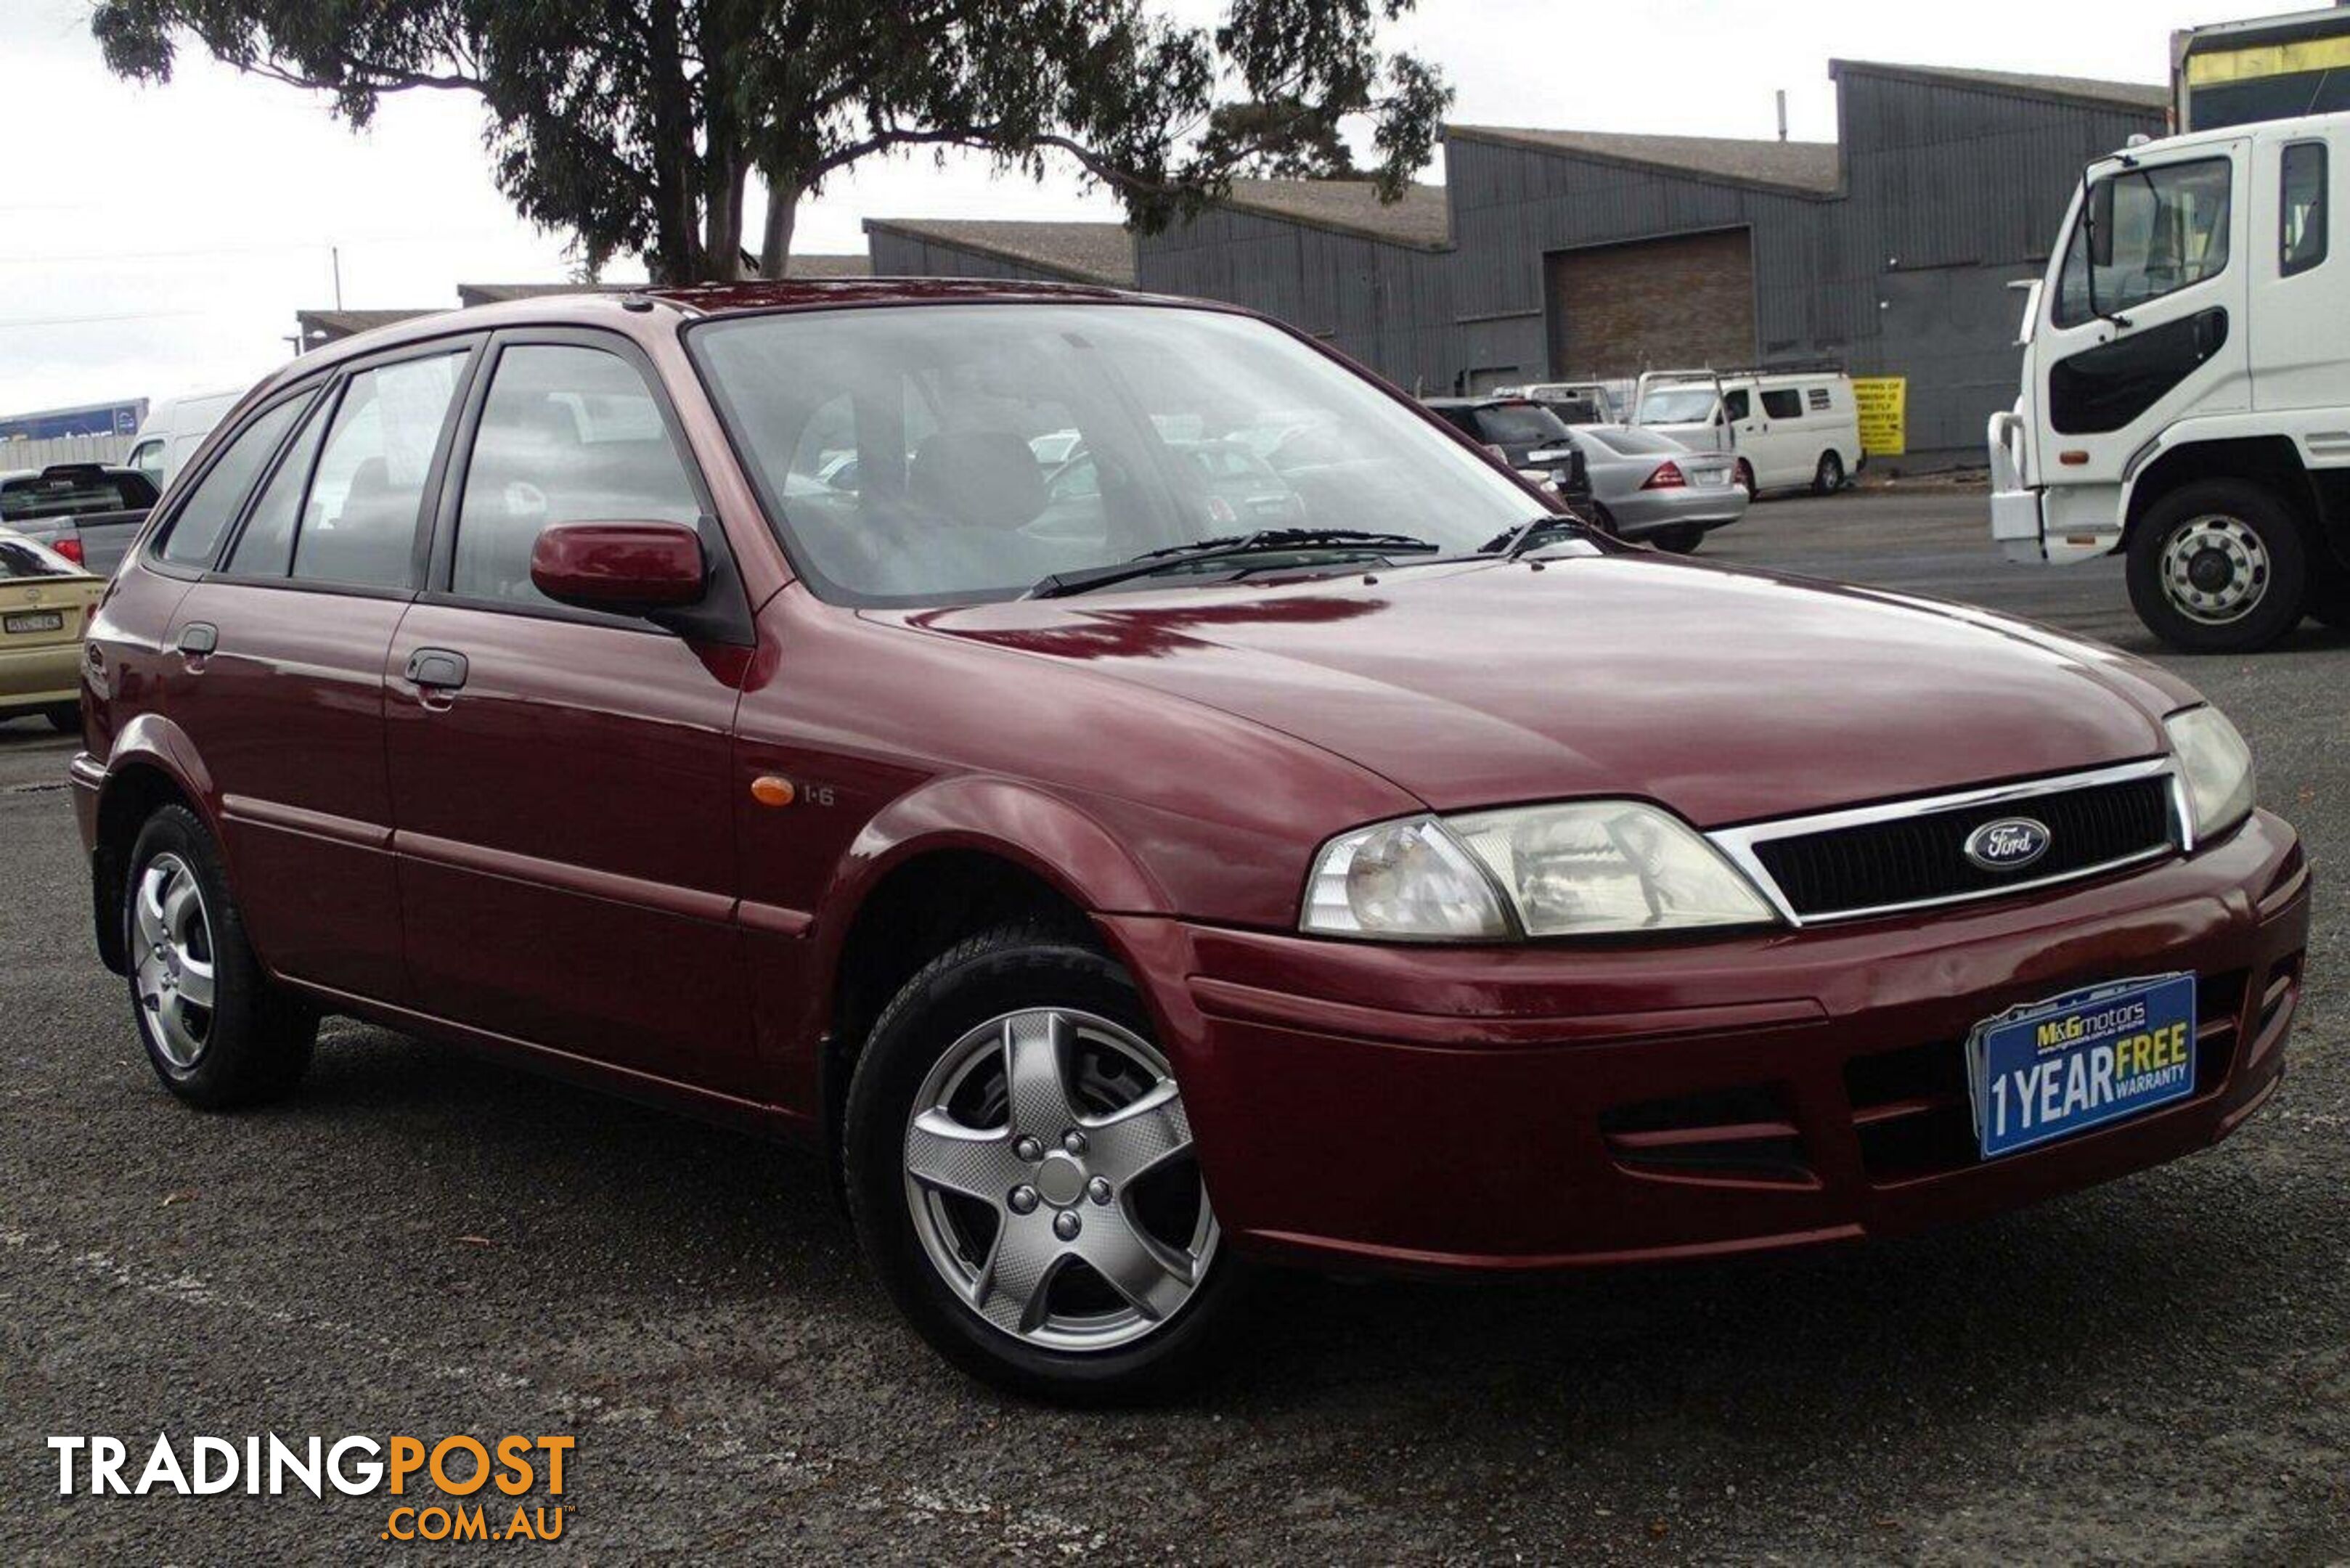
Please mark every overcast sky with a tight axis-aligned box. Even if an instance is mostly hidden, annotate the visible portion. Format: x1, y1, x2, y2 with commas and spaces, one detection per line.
0, 0, 2296, 416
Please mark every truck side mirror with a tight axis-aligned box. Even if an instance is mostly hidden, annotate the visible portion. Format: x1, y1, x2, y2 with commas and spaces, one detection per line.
2088, 179, 2116, 270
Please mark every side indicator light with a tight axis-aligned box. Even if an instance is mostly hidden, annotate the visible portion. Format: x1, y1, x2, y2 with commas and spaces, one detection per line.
2059, 450, 2090, 465
750, 775, 796, 808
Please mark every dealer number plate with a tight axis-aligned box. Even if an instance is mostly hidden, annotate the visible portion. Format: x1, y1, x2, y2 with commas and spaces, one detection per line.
1966, 973, 2198, 1159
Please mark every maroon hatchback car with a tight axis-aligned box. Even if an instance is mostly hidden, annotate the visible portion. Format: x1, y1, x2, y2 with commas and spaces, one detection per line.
72, 282, 2307, 1397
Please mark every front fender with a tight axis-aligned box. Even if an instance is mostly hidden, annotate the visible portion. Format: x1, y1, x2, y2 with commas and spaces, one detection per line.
817, 772, 1172, 946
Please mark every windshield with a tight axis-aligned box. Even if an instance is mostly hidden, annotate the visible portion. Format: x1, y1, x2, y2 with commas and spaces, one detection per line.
1636, 388, 1719, 425
690, 303, 1541, 605
1471, 404, 1572, 447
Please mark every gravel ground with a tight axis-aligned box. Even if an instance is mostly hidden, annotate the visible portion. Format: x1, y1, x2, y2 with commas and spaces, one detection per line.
2, 489, 2343, 1564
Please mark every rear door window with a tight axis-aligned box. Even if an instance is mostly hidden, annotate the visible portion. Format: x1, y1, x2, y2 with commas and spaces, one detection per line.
224, 397, 332, 578
291, 353, 464, 590
156, 396, 311, 568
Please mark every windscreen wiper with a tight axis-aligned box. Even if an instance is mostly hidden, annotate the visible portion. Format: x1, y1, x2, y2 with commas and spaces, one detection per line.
1027, 528, 1441, 599
1482, 513, 1598, 560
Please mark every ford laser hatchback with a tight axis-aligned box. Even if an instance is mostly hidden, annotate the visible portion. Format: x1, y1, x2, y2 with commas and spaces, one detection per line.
72, 282, 2309, 1400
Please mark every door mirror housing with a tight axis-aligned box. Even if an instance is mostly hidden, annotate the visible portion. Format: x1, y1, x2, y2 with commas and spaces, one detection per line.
529, 520, 707, 614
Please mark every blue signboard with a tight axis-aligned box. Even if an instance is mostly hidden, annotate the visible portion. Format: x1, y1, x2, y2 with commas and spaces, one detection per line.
0, 400, 148, 441
1967, 974, 2199, 1159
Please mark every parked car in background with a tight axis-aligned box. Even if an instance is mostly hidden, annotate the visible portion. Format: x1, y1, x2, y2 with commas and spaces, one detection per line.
1042, 439, 1307, 538
124, 388, 242, 491
1499, 380, 1621, 426
72, 282, 2305, 1403
1421, 396, 1590, 501
0, 464, 158, 575
1635, 369, 1863, 499
0, 528, 101, 732
1562, 425, 1747, 553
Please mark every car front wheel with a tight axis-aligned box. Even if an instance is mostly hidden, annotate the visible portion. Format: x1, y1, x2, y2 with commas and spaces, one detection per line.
124, 805, 317, 1108
2126, 479, 2308, 653
844, 923, 1240, 1401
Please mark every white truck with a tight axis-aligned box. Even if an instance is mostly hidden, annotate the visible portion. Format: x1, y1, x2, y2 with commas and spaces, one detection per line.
1991, 110, 2349, 650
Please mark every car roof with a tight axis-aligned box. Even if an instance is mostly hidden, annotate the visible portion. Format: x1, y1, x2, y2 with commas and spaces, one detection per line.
240, 277, 1231, 410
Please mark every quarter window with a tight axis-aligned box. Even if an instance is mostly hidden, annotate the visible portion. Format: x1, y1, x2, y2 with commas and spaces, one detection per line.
290, 353, 463, 589
156, 396, 309, 568
451, 345, 701, 608
2055, 158, 2233, 327
2283, 142, 2327, 277
224, 397, 330, 577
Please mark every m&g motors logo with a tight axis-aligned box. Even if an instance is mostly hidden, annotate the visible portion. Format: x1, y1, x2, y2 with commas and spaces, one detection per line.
48, 1433, 572, 1543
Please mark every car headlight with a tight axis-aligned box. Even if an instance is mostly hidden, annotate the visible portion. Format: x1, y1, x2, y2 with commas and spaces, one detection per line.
2166, 705, 2254, 843
1302, 801, 1780, 940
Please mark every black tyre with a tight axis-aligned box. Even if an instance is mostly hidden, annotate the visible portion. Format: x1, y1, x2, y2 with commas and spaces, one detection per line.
45, 703, 79, 735
2309, 551, 2350, 631
2125, 479, 2309, 653
1734, 459, 1758, 502
844, 923, 1243, 1402
123, 805, 316, 1108
1650, 524, 1705, 555
1812, 451, 1845, 496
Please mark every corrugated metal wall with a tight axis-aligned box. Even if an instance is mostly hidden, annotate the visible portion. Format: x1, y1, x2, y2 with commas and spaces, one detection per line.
0, 433, 134, 471
867, 230, 1079, 285
888, 69, 2165, 465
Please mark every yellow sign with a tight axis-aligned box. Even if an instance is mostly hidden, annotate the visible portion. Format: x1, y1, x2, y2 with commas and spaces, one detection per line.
2187, 35, 2350, 86
1853, 376, 1906, 457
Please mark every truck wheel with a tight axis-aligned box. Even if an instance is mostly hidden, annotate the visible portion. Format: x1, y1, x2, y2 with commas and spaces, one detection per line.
2126, 480, 2308, 653
124, 805, 317, 1108
844, 922, 1243, 1402
1812, 452, 1845, 495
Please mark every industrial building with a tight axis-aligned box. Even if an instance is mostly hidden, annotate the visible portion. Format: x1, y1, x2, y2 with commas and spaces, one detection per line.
868, 60, 2167, 467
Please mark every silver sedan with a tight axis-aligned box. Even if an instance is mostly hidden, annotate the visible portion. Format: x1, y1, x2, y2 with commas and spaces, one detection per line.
1564, 425, 1747, 554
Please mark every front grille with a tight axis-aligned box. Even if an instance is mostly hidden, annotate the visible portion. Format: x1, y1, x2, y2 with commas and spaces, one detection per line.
1747, 774, 2173, 921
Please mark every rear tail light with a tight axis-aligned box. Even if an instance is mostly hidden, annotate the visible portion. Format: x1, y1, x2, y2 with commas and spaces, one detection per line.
1641, 462, 1687, 491
54, 536, 84, 565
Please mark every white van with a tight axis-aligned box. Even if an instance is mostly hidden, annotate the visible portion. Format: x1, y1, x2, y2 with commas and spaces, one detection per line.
124, 388, 243, 491
1633, 369, 1863, 497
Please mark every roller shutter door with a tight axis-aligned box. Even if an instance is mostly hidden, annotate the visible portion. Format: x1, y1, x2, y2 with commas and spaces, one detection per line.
1544, 229, 1758, 377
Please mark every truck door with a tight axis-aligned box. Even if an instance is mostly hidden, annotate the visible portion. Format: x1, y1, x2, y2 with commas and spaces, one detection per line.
2031, 142, 2251, 492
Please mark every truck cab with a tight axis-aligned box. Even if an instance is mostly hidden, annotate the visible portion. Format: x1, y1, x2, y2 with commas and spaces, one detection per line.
1991, 111, 2350, 650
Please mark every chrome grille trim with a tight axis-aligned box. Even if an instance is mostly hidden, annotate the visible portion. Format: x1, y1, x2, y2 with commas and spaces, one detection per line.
1707, 757, 2185, 928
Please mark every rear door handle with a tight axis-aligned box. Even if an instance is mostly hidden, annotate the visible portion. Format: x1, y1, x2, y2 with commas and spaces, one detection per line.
404, 648, 469, 692
176, 622, 217, 659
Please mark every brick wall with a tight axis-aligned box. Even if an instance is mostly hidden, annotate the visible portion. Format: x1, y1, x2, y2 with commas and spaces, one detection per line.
1543, 228, 1758, 379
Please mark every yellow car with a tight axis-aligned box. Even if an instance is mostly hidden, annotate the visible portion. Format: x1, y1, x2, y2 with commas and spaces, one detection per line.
0, 528, 102, 734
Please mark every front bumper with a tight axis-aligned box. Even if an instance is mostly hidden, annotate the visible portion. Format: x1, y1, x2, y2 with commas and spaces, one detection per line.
1104, 809, 2309, 1273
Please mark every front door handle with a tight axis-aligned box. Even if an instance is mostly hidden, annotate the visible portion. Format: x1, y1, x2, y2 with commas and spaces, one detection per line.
176, 622, 217, 659
404, 648, 469, 693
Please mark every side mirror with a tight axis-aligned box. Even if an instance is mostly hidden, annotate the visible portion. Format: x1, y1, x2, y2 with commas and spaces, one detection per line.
2087, 179, 2116, 270
529, 520, 706, 615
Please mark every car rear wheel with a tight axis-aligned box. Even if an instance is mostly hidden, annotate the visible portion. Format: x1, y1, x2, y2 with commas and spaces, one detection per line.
124, 805, 317, 1108
2126, 479, 2308, 653
844, 923, 1241, 1402
44, 703, 78, 734
1812, 451, 1845, 495
1650, 525, 1705, 555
